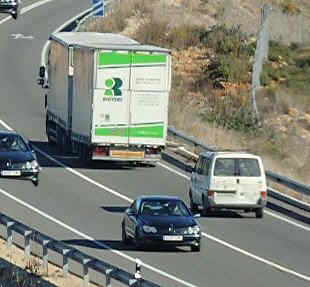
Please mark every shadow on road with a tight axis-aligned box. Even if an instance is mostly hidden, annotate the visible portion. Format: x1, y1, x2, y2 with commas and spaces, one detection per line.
101, 206, 128, 213
61, 239, 189, 253
30, 140, 141, 171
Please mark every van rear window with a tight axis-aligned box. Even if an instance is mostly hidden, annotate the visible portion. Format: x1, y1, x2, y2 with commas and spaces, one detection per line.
238, 158, 261, 177
214, 159, 235, 176
214, 158, 261, 177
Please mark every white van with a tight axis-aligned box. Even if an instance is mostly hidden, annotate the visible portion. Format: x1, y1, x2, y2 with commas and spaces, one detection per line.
188, 151, 267, 218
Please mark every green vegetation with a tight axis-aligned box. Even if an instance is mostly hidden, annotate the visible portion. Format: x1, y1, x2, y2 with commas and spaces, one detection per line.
261, 41, 310, 96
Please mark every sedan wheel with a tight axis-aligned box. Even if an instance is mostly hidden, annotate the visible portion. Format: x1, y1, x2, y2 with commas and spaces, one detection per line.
122, 224, 130, 244
191, 243, 201, 252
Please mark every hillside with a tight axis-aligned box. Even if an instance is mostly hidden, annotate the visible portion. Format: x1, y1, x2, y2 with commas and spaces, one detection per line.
79, 0, 310, 186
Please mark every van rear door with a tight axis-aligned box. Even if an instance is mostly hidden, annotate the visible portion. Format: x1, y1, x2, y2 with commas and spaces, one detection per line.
211, 158, 239, 205
235, 158, 265, 204
211, 157, 265, 205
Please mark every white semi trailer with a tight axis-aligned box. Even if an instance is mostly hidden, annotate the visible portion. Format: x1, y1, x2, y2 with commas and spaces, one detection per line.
39, 32, 171, 163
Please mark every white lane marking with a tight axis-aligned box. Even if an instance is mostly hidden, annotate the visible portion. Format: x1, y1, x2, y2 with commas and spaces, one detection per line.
11, 33, 34, 39
20, 0, 53, 14
203, 232, 310, 282
158, 162, 310, 232
265, 210, 310, 232
0, 187, 197, 287
34, 146, 134, 203
0, 0, 53, 25
2, 120, 310, 283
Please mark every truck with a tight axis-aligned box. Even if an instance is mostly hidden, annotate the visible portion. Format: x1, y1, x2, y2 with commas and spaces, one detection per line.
38, 32, 172, 164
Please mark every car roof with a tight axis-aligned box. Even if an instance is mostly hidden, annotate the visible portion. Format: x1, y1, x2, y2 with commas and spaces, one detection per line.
199, 150, 260, 159
137, 195, 181, 201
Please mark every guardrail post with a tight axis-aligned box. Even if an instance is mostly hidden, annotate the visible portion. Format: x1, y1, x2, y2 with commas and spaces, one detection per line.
134, 258, 142, 280
42, 239, 50, 275
62, 249, 71, 277
105, 268, 113, 287
24, 230, 33, 259
6, 221, 14, 247
82, 259, 91, 287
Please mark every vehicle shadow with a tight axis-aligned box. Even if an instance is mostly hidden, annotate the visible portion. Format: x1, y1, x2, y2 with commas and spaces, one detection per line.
61, 239, 189, 253
30, 140, 144, 171
197, 209, 247, 219
100, 206, 128, 213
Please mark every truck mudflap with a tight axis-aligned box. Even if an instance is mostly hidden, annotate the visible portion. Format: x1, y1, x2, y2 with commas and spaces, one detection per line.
91, 146, 162, 161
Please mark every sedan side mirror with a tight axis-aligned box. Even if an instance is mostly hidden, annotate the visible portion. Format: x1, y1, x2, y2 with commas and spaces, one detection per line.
126, 208, 136, 216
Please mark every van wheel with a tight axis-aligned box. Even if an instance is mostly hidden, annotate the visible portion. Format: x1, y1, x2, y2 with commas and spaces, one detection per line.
189, 190, 198, 212
255, 208, 264, 218
201, 196, 210, 216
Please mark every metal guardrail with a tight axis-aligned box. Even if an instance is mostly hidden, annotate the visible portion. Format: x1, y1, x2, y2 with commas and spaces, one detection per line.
167, 126, 310, 197
0, 212, 160, 287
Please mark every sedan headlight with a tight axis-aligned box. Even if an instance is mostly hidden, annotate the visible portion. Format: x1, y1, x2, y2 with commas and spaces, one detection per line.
30, 160, 39, 169
187, 225, 200, 235
26, 160, 39, 169
142, 225, 157, 233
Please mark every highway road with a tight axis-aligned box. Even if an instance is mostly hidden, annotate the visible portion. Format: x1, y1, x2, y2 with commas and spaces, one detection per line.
0, 1, 309, 286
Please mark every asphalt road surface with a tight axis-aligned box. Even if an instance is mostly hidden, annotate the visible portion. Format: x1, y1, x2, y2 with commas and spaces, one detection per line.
0, 1, 309, 286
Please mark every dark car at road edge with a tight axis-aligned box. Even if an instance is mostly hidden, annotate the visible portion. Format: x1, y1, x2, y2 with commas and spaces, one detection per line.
0, 130, 41, 185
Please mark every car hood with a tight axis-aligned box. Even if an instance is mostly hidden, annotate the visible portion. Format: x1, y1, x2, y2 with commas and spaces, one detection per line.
138, 215, 197, 227
0, 151, 34, 163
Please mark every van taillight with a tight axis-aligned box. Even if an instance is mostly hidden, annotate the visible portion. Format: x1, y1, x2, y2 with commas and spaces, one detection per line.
207, 190, 214, 197
261, 191, 267, 200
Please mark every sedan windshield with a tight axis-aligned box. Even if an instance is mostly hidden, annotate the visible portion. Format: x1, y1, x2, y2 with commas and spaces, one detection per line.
140, 200, 190, 217
0, 134, 28, 152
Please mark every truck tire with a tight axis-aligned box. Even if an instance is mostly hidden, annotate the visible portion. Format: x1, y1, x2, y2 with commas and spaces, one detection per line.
57, 128, 71, 155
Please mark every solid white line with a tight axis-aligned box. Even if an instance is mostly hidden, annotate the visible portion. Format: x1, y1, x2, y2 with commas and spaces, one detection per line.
0, 187, 197, 287
1, 118, 310, 283
265, 210, 310, 232
0, 0, 54, 25
34, 146, 134, 203
21, 0, 53, 14
158, 161, 310, 232
203, 232, 310, 282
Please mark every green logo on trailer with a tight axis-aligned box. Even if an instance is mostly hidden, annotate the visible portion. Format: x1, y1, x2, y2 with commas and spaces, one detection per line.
104, 78, 123, 96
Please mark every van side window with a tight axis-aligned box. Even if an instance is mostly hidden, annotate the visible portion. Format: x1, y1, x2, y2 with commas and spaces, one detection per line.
195, 157, 204, 174
214, 158, 235, 176
238, 159, 261, 177
202, 158, 211, 176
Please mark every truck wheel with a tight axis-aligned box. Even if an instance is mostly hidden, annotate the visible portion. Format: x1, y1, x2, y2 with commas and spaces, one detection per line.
57, 129, 71, 155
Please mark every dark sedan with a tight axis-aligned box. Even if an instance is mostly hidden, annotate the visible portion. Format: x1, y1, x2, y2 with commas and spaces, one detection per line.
121, 196, 201, 252
0, 0, 19, 19
0, 131, 41, 185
